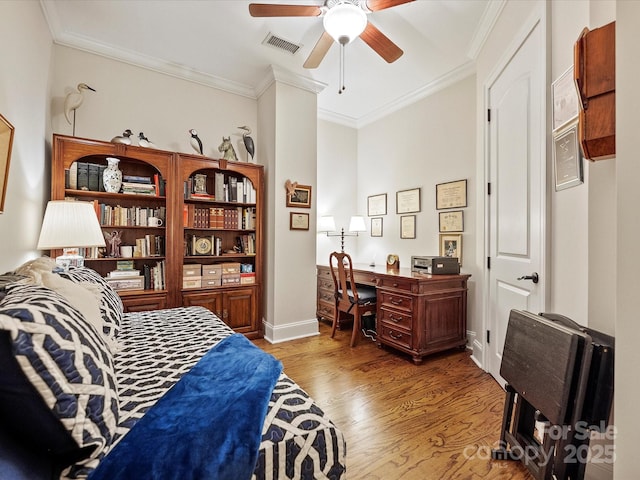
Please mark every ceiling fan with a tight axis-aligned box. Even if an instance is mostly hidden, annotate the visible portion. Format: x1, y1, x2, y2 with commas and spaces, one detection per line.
249, 0, 415, 70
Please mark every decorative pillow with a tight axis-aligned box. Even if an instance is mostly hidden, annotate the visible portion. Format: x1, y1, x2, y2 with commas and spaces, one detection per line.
58, 266, 124, 340
0, 283, 119, 474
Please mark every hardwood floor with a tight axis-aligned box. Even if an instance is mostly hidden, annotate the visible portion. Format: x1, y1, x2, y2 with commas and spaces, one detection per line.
253, 322, 534, 480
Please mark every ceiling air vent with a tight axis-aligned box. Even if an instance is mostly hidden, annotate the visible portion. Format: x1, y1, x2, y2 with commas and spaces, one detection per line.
262, 33, 301, 55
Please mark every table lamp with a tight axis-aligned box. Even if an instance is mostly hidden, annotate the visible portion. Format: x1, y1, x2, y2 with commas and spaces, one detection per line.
319, 215, 366, 252
37, 200, 106, 270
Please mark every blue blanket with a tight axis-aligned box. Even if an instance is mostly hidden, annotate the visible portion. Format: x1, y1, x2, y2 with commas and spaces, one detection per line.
88, 334, 282, 480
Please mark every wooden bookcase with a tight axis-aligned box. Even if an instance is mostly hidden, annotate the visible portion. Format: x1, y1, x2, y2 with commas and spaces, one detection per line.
51, 134, 264, 338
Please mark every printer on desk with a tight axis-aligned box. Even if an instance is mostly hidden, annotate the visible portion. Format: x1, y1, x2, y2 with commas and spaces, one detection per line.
411, 256, 460, 275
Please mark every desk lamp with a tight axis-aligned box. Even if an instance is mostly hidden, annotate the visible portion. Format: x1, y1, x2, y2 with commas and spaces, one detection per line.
319, 215, 366, 252
37, 200, 106, 270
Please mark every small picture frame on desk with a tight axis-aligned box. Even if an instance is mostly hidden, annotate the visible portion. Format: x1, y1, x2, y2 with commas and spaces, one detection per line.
289, 212, 309, 230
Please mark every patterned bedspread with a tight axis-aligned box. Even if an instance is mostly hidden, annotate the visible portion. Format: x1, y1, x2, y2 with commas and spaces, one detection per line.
109, 306, 346, 480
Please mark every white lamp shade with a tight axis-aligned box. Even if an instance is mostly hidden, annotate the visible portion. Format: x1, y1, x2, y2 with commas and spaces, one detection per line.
37, 200, 106, 249
318, 215, 337, 233
348, 215, 366, 233
323, 2, 367, 45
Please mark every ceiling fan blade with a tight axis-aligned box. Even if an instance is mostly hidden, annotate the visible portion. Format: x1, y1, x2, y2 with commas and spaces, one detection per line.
303, 31, 333, 69
365, 0, 415, 12
360, 22, 403, 63
249, 3, 322, 17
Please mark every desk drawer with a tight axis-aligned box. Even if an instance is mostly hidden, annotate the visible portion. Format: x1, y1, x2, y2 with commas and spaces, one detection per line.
377, 277, 414, 292
379, 290, 413, 313
317, 301, 335, 320
317, 288, 334, 304
379, 308, 412, 331
353, 271, 377, 286
318, 278, 334, 291
379, 325, 412, 350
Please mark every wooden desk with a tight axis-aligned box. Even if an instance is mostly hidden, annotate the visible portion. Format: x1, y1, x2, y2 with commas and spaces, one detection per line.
317, 264, 471, 364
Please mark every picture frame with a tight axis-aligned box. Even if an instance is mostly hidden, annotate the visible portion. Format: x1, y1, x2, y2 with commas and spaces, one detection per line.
371, 217, 383, 237
436, 179, 467, 210
367, 193, 387, 216
289, 212, 309, 230
286, 184, 312, 208
552, 66, 579, 132
0, 113, 15, 214
554, 121, 584, 191
396, 188, 421, 214
400, 215, 416, 239
439, 233, 462, 266
439, 210, 464, 232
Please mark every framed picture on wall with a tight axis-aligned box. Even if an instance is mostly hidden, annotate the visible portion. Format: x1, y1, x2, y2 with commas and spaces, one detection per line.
371, 217, 383, 237
439, 233, 462, 266
553, 122, 583, 191
400, 215, 416, 239
367, 193, 387, 216
436, 179, 467, 210
396, 188, 421, 214
289, 212, 310, 230
286, 184, 312, 208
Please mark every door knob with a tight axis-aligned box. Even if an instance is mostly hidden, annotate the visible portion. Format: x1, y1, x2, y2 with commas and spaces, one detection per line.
517, 272, 539, 284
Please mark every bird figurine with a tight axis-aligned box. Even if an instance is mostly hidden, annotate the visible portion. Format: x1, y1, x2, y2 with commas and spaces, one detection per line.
285, 179, 298, 197
111, 129, 133, 145
64, 83, 96, 136
189, 129, 203, 155
238, 125, 255, 162
138, 132, 156, 149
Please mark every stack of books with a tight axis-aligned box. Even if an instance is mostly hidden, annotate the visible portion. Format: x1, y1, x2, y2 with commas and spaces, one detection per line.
122, 175, 156, 195
105, 260, 143, 291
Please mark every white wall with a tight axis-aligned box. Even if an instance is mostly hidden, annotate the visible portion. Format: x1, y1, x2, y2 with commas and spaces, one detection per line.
262, 77, 320, 342
0, 1, 53, 273
316, 119, 358, 264
615, 2, 640, 477
50, 46, 257, 157
355, 74, 478, 330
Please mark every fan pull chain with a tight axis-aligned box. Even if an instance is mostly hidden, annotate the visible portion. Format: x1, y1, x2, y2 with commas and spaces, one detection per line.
339, 43, 346, 94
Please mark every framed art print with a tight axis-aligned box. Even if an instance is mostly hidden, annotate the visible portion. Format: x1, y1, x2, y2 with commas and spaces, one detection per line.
436, 179, 467, 210
439, 233, 462, 266
286, 184, 312, 208
396, 188, 420, 214
439, 210, 464, 232
371, 217, 383, 237
290, 212, 309, 230
553, 122, 583, 191
400, 215, 416, 239
367, 193, 387, 216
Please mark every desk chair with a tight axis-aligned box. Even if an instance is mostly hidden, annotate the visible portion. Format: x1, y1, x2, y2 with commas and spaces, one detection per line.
329, 252, 377, 347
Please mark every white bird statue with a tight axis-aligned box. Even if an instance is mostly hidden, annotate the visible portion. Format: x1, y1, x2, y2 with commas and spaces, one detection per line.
138, 132, 156, 149
64, 83, 96, 136
189, 129, 203, 155
238, 125, 255, 162
111, 129, 133, 145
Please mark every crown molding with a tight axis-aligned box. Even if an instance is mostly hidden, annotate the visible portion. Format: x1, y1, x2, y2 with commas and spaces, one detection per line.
255, 65, 327, 100
467, 0, 507, 60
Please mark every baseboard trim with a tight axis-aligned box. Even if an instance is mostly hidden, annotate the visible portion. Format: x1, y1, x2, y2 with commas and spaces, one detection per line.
470, 337, 484, 369
262, 318, 319, 344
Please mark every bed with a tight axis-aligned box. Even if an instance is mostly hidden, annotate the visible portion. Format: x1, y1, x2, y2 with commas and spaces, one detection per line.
0, 264, 346, 480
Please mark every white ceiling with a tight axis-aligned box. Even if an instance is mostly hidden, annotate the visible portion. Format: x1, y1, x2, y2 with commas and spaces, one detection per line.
41, 0, 503, 127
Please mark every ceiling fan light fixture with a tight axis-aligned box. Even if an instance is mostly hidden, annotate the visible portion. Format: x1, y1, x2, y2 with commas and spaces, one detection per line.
323, 2, 367, 45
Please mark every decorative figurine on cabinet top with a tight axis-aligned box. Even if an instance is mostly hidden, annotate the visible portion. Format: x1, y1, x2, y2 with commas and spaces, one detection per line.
238, 125, 255, 162
218, 136, 238, 162
111, 129, 133, 145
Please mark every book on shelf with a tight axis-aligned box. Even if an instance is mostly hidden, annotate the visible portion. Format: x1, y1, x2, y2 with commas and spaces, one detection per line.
123, 174, 152, 184
76, 162, 89, 190
108, 269, 141, 278
105, 276, 144, 291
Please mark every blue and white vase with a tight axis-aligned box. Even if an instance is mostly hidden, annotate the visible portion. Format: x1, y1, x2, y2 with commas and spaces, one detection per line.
103, 157, 122, 193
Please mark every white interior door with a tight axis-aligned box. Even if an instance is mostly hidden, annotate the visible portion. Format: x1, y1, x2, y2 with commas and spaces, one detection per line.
486, 18, 547, 385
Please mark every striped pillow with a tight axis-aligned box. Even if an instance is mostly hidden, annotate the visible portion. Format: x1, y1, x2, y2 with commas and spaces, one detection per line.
0, 283, 119, 473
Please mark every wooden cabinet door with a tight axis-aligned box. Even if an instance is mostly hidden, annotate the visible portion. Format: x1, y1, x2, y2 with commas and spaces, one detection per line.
224, 287, 256, 332
122, 294, 168, 313
183, 291, 224, 318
